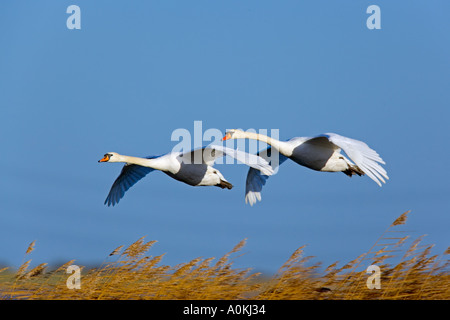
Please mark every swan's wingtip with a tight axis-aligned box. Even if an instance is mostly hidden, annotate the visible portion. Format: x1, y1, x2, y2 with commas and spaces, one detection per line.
262, 167, 275, 176
245, 192, 262, 206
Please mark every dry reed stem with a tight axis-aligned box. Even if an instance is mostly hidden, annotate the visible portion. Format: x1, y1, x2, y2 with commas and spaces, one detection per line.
109, 245, 124, 256
25, 241, 36, 255
16, 260, 31, 279
337, 211, 414, 297
392, 210, 410, 226
215, 238, 247, 268
1, 211, 448, 300
19, 263, 48, 280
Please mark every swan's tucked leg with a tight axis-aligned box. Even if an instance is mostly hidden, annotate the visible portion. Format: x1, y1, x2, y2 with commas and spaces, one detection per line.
343, 165, 365, 177
217, 180, 233, 189
339, 156, 365, 177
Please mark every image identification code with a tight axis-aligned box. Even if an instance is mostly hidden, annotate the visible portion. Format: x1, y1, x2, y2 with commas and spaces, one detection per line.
183, 303, 266, 317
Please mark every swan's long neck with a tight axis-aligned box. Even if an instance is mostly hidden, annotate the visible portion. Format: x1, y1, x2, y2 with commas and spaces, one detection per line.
118, 155, 170, 171
240, 132, 290, 155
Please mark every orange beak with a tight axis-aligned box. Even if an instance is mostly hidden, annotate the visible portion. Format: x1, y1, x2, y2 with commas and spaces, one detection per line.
98, 155, 109, 163
222, 133, 231, 141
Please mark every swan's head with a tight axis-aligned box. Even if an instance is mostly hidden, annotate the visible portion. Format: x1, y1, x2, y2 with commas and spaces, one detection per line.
98, 152, 121, 163
222, 129, 246, 141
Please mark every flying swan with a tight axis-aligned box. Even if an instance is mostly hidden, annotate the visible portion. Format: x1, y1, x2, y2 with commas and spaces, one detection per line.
222, 129, 389, 206
98, 145, 274, 206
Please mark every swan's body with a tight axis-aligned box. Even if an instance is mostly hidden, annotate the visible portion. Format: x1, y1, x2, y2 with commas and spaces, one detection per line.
98, 145, 274, 206
222, 130, 388, 206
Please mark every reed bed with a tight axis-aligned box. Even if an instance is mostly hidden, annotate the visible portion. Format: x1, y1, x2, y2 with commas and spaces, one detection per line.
0, 211, 448, 300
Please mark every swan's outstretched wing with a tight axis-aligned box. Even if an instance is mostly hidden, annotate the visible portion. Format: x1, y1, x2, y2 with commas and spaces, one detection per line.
104, 157, 156, 207
245, 147, 289, 206
317, 133, 389, 186
180, 145, 274, 176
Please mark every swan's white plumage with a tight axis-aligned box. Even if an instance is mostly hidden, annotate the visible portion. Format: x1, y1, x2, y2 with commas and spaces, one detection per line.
225, 130, 388, 206
206, 145, 274, 176
100, 145, 274, 206
321, 133, 388, 187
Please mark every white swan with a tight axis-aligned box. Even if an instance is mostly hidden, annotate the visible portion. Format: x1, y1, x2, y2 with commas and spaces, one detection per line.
98, 145, 274, 206
222, 129, 389, 206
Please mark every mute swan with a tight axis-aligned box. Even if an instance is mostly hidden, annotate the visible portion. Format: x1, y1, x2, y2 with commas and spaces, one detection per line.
222, 129, 388, 206
98, 145, 274, 206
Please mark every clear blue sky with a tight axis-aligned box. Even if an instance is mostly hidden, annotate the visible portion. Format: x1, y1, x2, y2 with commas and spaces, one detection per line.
1, 1, 449, 275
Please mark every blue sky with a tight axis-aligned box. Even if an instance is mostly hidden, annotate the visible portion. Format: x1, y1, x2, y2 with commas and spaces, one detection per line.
0, 1, 449, 275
